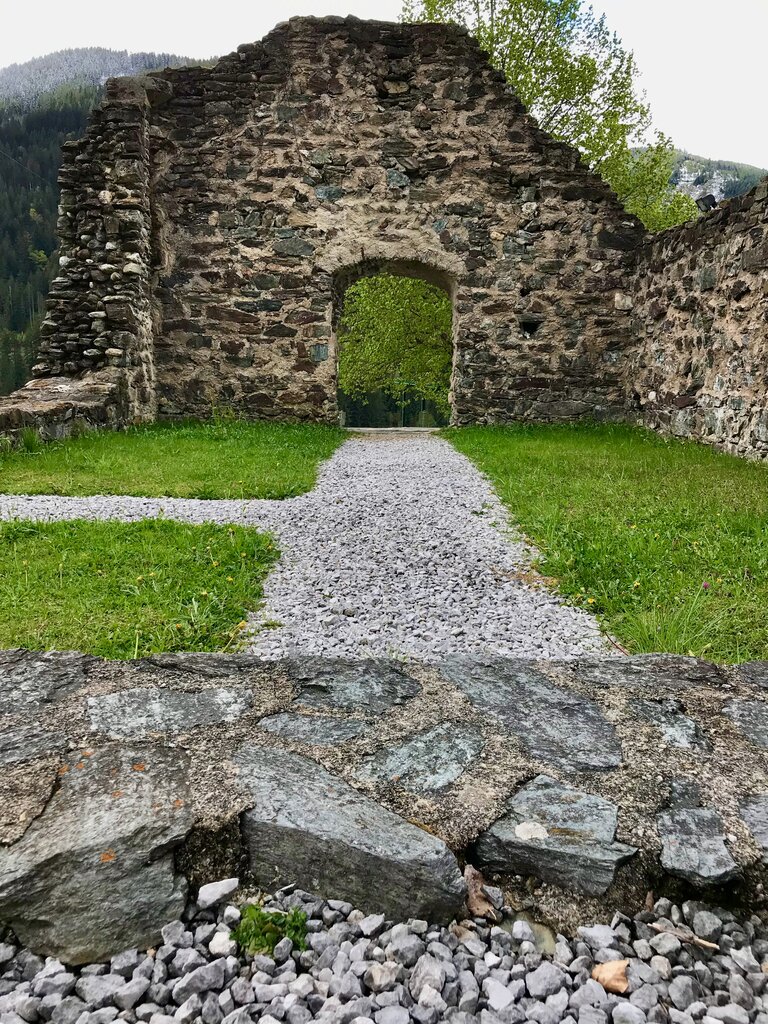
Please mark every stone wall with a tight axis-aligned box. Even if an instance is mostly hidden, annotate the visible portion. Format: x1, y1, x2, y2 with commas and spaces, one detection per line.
0, 16, 644, 433
629, 179, 768, 456
3, 649, 768, 962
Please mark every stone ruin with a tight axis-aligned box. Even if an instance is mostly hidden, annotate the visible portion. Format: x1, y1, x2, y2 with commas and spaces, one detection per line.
0, 15, 763, 456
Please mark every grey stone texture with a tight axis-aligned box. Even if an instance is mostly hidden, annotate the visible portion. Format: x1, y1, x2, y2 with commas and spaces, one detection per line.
472, 775, 637, 895
441, 657, 623, 771
259, 711, 367, 745
657, 806, 740, 886
354, 722, 485, 791
0, 16, 643, 439
87, 685, 253, 738
234, 745, 466, 921
0, 744, 193, 963
291, 658, 421, 713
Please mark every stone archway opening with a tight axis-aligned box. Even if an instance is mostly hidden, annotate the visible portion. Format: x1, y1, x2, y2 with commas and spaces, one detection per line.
332, 261, 456, 428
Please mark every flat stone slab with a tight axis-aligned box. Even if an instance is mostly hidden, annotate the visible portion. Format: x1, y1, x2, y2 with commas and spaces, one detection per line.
259, 711, 367, 745
636, 698, 711, 750
0, 722, 67, 765
734, 662, 768, 688
0, 744, 193, 963
574, 655, 725, 691
657, 806, 740, 887
741, 794, 768, 863
724, 699, 768, 749
473, 775, 637, 895
88, 686, 252, 739
234, 745, 466, 921
290, 658, 421, 714
441, 658, 622, 771
0, 648, 94, 715
354, 722, 485, 791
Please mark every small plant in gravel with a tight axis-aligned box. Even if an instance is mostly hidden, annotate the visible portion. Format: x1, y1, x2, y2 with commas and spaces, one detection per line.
232, 903, 308, 955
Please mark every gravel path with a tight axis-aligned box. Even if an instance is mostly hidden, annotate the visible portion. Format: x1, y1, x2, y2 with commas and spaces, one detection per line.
0, 434, 610, 661
0, 881, 763, 1024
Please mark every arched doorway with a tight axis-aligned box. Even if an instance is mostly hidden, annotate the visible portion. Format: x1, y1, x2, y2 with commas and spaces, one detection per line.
332, 261, 456, 428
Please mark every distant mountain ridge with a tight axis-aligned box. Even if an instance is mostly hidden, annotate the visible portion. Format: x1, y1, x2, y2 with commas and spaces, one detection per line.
671, 150, 767, 203
0, 47, 202, 106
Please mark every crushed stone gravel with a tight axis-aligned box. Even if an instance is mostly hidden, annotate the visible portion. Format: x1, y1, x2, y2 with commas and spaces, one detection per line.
1, 881, 766, 1024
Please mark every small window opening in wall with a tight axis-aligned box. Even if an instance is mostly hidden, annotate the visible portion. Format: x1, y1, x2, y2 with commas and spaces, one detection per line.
335, 268, 454, 428
519, 317, 543, 339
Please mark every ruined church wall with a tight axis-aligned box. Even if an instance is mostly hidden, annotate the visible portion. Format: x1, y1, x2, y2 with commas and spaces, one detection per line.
629, 179, 768, 456
138, 18, 645, 425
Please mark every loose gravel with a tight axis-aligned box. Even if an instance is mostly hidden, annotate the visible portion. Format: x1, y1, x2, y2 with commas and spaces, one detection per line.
0, 433, 610, 661
2, 881, 766, 1024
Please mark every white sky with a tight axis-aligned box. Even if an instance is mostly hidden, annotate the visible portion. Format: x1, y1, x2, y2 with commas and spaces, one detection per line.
1, 0, 766, 169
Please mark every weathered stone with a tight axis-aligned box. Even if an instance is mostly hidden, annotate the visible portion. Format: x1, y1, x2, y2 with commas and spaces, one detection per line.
473, 775, 636, 895
0, 745, 193, 963
233, 745, 465, 922
724, 699, 768, 749
88, 686, 252, 738
441, 658, 622, 771
0, 649, 93, 716
574, 655, 723, 692
259, 712, 366, 745
354, 722, 484, 791
0, 722, 67, 766
635, 699, 710, 750
739, 793, 768, 861
290, 659, 420, 714
657, 807, 740, 886
733, 662, 768, 689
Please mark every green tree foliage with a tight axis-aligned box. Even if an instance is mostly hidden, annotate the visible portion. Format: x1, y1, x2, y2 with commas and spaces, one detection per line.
402, 0, 698, 230
337, 275, 453, 415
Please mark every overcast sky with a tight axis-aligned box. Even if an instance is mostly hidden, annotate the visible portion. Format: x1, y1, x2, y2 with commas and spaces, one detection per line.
1, 0, 766, 169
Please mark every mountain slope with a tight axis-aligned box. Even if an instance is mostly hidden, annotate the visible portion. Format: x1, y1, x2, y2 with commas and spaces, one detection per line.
671, 151, 767, 203
0, 47, 198, 106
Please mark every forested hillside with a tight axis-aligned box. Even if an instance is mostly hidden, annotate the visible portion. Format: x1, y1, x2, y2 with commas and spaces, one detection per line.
0, 50, 195, 395
672, 151, 767, 203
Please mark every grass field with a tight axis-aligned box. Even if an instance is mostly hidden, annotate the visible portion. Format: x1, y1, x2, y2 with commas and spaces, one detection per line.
0, 519, 278, 658
447, 423, 768, 663
0, 420, 345, 499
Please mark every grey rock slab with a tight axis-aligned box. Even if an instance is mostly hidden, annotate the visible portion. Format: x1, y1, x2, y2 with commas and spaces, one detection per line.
88, 686, 252, 739
574, 655, 724, 691
0, 649, 94, 716
635, 699, 710, 750
197, 878, 239, 910
0, 744, 193, 963
724, 699, 768, 749
657, 807, 740, 886
289, 659, 421, 714
739, 793, 768, 862
0, 722, 67, 766
234, 745, 465, 923
473, 775, 636, 896
733, 662, 768, 689
353, 722, 484, 792
137, 653, 266, 678
440, 658, 621, 771
259, 712, 366, 745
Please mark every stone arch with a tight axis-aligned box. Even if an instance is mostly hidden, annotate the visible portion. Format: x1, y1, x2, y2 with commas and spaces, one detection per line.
330, 257, 458, 425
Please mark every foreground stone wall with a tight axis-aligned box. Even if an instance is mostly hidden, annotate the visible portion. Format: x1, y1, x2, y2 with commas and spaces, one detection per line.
630, 179, 768, 455
0, 16, 643, 433
3, 649, 768, 962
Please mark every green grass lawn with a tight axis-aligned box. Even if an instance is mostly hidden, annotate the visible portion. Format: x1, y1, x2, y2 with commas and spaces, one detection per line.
0, 519, 278, 658
0, 420, 345, 499
447, 423, 768, 663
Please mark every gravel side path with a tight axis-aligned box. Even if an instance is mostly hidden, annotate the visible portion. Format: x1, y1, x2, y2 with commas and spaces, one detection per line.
1, 881, 765, 1024
0, 434, 610, 661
